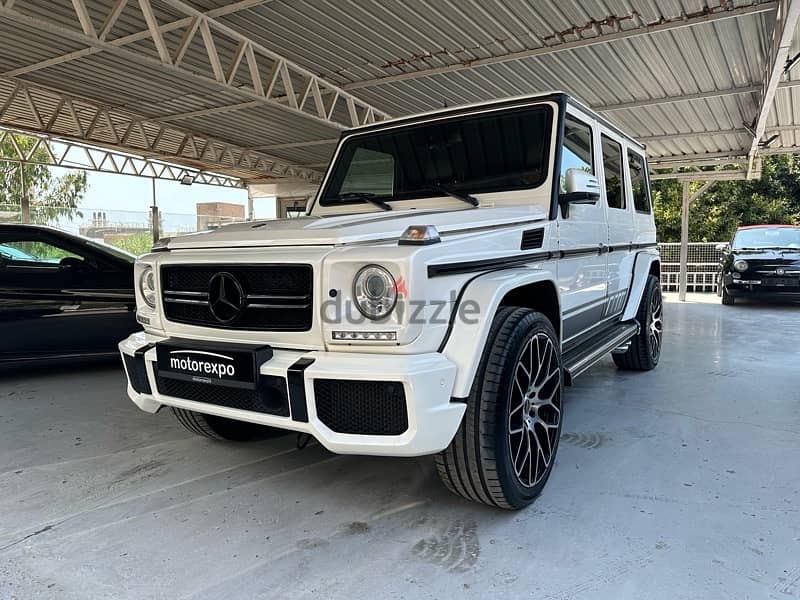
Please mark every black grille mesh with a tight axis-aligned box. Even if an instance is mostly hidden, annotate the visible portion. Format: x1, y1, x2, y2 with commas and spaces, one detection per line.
156, 374, 290, 417
520, 228, 545, 250
123, 353, 151, 394
161, 265, 312, 331
314, 379, 408, 435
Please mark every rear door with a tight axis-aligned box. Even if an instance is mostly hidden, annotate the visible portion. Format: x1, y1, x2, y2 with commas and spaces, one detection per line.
556, 112, 609, 343
600, 132, 635, 318
626, 149, 656, 244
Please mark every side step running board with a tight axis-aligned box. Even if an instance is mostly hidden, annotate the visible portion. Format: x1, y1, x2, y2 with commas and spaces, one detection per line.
562, 321, 639, 385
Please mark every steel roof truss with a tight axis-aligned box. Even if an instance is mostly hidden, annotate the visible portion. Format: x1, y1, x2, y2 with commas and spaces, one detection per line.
0, 79, 321, 182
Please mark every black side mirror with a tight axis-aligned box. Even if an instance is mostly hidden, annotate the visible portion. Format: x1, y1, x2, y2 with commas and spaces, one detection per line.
59, 256, 89, 271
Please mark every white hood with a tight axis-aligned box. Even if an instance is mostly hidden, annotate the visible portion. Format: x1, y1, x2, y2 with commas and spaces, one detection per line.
162, 206, 548, 249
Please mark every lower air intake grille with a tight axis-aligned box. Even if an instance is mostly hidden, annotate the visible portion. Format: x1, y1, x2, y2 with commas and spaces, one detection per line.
313, 379, 408, 435
156, 375, 289, 417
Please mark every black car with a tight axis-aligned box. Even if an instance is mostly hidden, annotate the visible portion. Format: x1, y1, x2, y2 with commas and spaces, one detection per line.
0, 224, 140, 368
717, 224, 800, 305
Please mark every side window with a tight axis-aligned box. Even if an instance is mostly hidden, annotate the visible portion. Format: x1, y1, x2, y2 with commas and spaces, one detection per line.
601, 135, 625, 210
0, 239, 83, 265
559, 116, 594, 194
627, 150, 651, 213
339, 147, 394, 197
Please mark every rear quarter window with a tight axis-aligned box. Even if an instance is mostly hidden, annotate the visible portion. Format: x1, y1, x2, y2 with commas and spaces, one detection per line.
627, 150, 651, 213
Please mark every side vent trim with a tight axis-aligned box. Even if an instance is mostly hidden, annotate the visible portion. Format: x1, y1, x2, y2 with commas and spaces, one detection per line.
520, 228, 545, 250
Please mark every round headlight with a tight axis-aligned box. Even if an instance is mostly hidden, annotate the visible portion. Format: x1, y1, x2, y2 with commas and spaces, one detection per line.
353, 265, 397, 320
139, 266, 157, 308
733, 259, 749, 272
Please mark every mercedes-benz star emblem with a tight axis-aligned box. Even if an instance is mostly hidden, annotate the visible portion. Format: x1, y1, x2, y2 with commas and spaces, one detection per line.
208, 272, 245, 324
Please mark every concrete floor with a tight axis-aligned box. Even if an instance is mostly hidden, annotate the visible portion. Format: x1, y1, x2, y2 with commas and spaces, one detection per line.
1, 294, 799, 600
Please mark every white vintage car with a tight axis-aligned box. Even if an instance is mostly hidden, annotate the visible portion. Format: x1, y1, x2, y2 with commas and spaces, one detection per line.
120, 92, 662, 509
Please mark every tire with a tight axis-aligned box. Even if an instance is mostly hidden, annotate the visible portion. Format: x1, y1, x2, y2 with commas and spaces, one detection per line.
721, 286, 735, 305
436, 307, 563, 510
613, 274, 663, 371
171, 407, 278, 441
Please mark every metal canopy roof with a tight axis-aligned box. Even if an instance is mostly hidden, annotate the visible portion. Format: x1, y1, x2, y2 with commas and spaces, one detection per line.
1, 0, 799, 185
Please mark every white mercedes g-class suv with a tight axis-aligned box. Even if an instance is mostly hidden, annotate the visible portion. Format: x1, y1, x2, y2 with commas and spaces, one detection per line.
120, 92, 662, 509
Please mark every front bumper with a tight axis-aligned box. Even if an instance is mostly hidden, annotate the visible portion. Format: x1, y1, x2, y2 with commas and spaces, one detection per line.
119, 332, 464, 457
723, 275, 800, 299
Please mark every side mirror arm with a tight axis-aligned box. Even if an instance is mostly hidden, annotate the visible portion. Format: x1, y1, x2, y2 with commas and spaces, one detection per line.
558, 192, 601, 218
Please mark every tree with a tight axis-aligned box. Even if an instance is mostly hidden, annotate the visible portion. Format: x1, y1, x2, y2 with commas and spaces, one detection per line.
0, 133, 88, 224
652, 155, 800, 242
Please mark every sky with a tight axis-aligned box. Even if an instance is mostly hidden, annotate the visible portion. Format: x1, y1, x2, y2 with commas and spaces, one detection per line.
47, 166, 276, 234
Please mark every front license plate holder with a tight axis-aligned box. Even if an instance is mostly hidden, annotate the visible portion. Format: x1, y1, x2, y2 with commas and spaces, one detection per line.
155, 339, 273, 389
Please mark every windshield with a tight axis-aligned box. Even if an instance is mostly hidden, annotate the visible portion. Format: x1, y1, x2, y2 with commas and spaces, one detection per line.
319, 105, 553, 207
732, 227, 800, 250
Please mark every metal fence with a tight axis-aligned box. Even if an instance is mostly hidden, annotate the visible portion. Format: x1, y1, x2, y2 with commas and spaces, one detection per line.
2, 202, 724, 292
0, 203, 249, 256
658, 242, 723, 293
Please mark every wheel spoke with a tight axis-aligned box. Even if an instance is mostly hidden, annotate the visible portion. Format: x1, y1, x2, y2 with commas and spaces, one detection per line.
534, 340, 550, 387
516, 360, 530, 382
526, 440, 533, 486
532, 336, 547, 385
513, 428, 526, 473
538, 369, 561, 401
540, 443, 549, 469
527, 338, 535, 384
513, 374, 526, 402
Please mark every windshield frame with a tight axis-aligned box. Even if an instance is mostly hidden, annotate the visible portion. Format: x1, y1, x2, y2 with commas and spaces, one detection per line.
732, 226, 800, 250
312, 100, 556, 213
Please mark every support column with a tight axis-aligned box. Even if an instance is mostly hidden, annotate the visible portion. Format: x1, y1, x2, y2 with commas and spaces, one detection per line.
151, 178, 160, 244
19, 164, 30, 223
247, 188, 255, 221
678, 180, 715, 301
276, 196, 310, 218
679, 182, 690, 301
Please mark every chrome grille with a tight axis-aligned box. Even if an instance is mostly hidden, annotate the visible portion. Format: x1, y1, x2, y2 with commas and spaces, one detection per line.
161, 265, 313, 331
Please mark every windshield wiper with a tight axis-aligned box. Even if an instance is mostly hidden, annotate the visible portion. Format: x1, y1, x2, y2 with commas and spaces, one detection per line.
337, 192, 392, 211
424, 184, 479, 207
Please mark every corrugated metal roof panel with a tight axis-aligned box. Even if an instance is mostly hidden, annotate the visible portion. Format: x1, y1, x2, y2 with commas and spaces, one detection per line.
0, 0, 797, 182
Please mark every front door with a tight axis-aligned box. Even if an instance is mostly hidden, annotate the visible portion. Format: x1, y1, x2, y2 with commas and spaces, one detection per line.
556, 113, 609, 343
0, 230, 135, 362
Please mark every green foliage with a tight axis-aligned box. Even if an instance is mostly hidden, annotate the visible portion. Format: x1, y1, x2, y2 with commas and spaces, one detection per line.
652, 155, 800, 242
0, 133, 88, 224
105, 231, 153, 256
